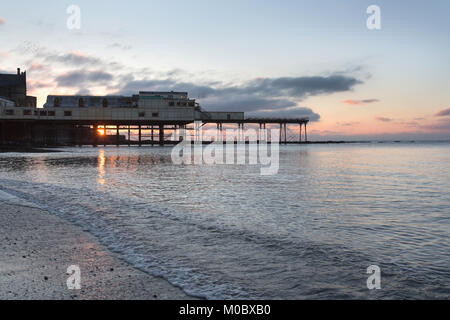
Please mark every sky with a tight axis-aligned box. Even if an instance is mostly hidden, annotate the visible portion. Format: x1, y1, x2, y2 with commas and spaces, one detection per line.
0, 0, 449, 140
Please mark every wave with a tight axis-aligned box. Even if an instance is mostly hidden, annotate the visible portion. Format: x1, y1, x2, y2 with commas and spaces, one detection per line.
1, 175, 448, 299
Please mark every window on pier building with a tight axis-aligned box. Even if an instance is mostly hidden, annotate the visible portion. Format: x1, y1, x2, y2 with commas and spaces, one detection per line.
54, 98, 60, 107
152, 112, 159, 118
169, 101, 175, 106
64, 111, 72, 117
78, 98, 85, 107
139, 112, 145, 117
23, 109, 32, 116
48, 111, 55, 116
5, 109, 14, 116
40, 111, 47, 116
102, 98, 108, 108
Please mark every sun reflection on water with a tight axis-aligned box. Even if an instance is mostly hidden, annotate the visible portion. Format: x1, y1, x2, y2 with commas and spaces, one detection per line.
97, 149, 105, 185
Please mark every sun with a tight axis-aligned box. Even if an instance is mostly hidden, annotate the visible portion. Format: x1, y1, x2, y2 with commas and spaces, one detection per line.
97, 129, 105, 136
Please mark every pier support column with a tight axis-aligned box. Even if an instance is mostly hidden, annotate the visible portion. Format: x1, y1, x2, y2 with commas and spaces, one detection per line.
216, 123, 224, 142
279, 123, 282, 144
93, 125, 98, 147
138, 125, 142, 147
23, 122, 30, 147
77, 125, 82, 147
284, 124, 288, 144
305, 123, 308, 143
299, 123, 302, 143
0, 121, 5, 145
73, 125, 77, 146
27, 122, 34, 146
259, 123, 262, 144
159, 124, 164, 146
216, 123, 220, 142
103, 126, 106, 147
116, 125, 120, 147
151, 126, 154, 146
128, 126, 131, 146
69, 125, 75, 146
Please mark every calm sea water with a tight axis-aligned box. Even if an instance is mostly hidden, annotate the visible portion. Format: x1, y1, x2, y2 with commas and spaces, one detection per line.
0, 143, 449, 299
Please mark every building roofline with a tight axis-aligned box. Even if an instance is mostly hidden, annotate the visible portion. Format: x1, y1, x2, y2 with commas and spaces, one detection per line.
46, 95, 130, 98
139, 91, 188, 95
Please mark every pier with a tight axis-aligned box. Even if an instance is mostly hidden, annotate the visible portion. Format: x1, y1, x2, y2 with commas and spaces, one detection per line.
0, 69, 309, 147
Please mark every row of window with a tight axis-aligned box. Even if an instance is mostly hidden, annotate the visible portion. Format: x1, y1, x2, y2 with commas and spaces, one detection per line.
167, 95, 187, 99
54, 98, 112, 108
4, 109, 159, 118
7, 109, 70, 117
53, 98, 176, 108
139, 112, 159, 117
168, 101, 195, 107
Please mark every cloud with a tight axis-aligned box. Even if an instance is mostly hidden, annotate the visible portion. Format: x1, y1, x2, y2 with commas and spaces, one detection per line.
56, 70, 114, 87
42, 51, 102, 67
120, 75, 360, 98
0, 17, 5, 25
107, 43, 132, 50
404, 121, 419, 127
419, 119, 450, 132
27, 80, 54, 91
342, 99, 379, 105
243, 75, 361, 98
248, 107, 321, 121
118, 74, 360, 121
376, 116, 392, 122
204, 95, 296, 112
435, 108, 450, 117
337, 121, 360, 126
76, 88, 92, 95
17, 48, 362, 122
25, 49, 125, 74
119, 79, 215, 98
29, 63, 47, 72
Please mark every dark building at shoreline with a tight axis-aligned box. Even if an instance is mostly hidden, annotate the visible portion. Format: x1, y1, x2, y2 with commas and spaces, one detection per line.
0, 68, 36, 108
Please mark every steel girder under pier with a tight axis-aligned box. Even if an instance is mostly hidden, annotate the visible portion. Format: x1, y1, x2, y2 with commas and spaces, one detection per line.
0, 118, 309, 146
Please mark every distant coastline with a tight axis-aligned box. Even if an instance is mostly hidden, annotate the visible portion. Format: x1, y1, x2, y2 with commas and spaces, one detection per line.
1, 140, 450, 153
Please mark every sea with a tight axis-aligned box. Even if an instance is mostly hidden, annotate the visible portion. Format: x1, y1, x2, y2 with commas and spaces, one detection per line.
0, 142, 449, 299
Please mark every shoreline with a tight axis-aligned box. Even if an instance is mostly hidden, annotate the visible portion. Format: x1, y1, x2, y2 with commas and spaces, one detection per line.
0, 146, 63, 153
0, 200, 196, 300
1, 140, 450, 153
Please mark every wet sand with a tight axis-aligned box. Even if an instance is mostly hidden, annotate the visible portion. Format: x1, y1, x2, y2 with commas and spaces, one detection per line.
0, 201, 194, 300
